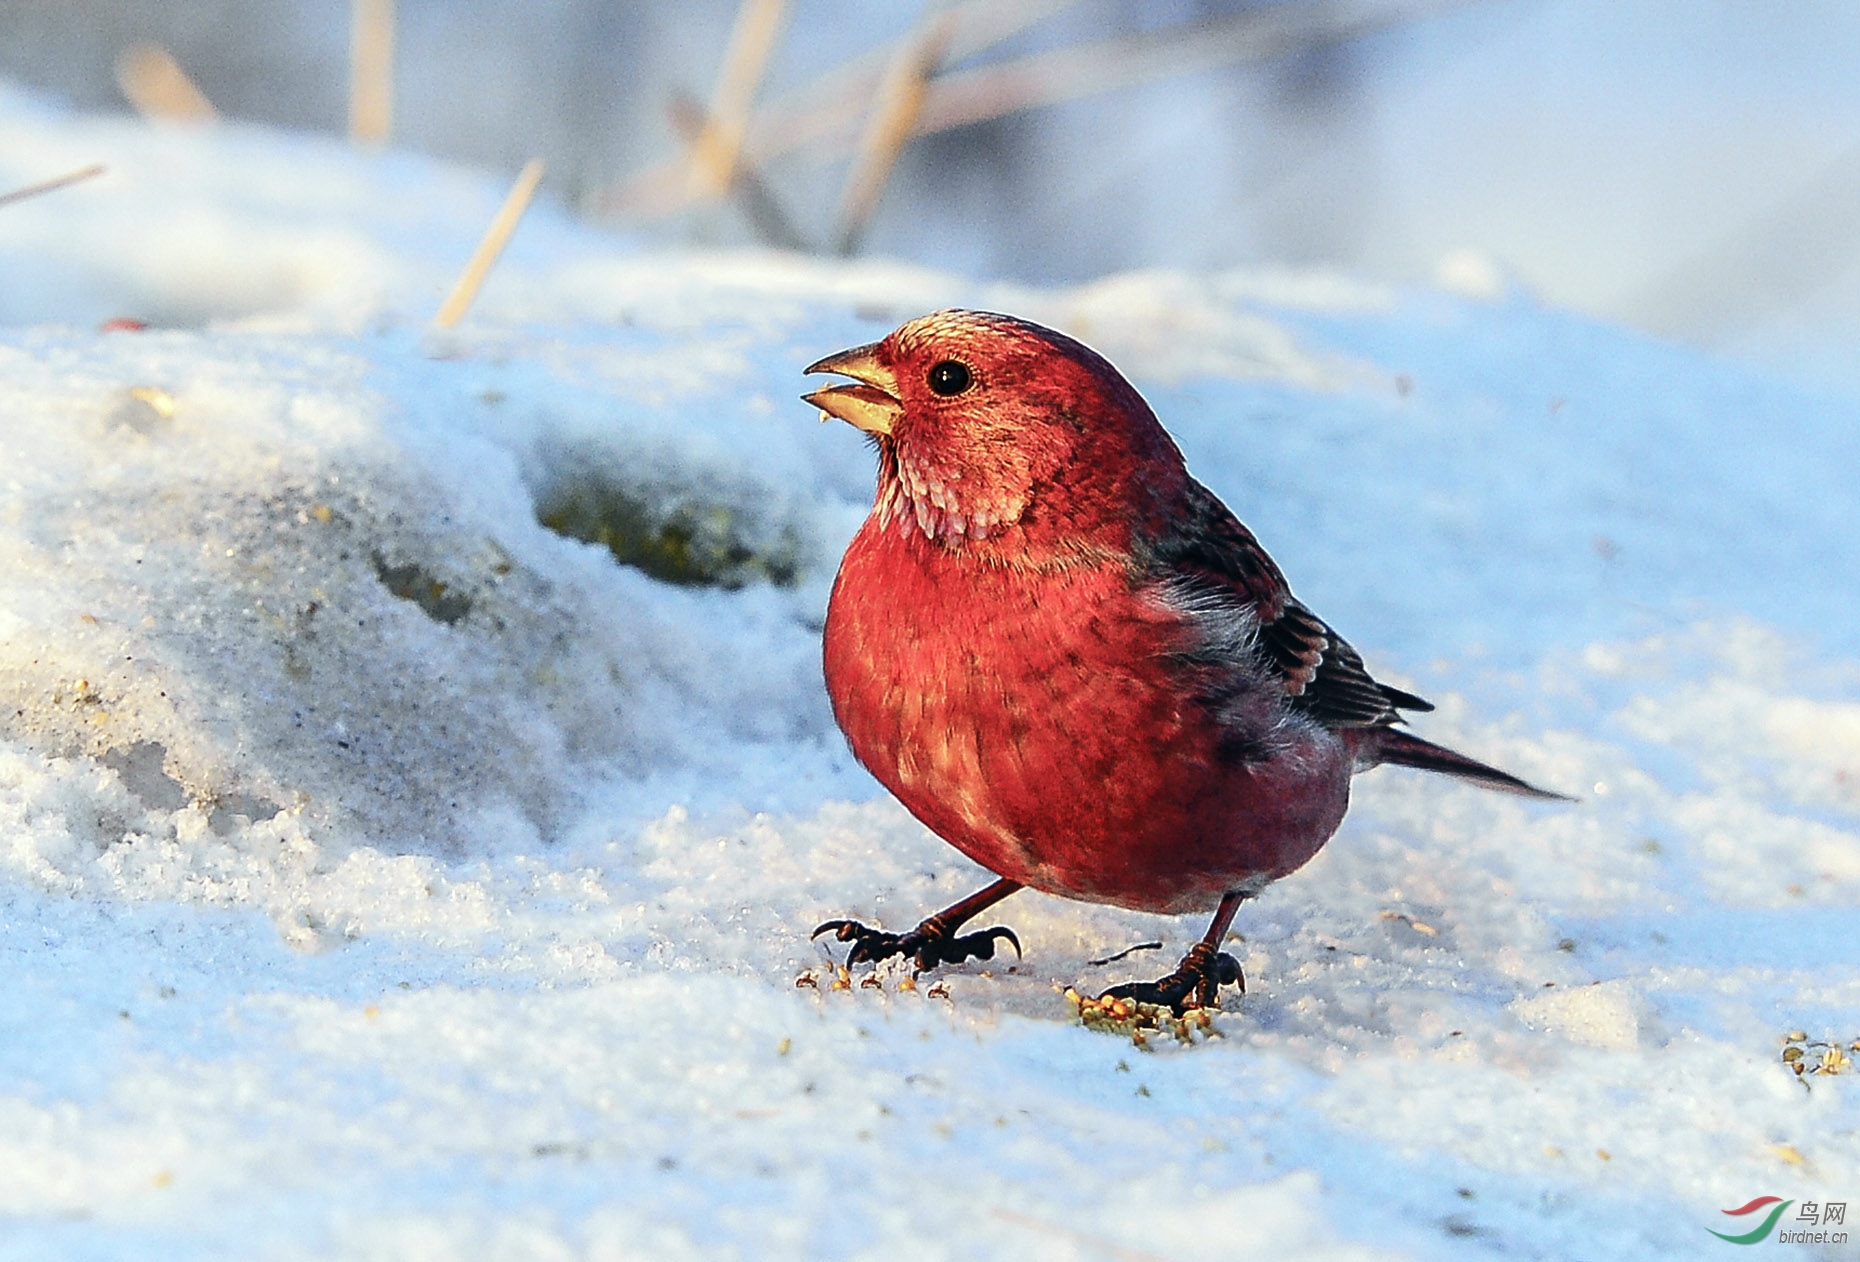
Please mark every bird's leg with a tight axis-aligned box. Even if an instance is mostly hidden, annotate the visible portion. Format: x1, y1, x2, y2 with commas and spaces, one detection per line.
814, 877, 1024, 973
1099, 890, 1249, 1015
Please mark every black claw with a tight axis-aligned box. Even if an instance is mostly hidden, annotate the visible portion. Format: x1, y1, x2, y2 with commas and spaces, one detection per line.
1099, 944, 1244, 1016
812, 916, 1022, 976
847, 934, 901, 967
915, 925, 1021, 971
984, 926, 1023, 959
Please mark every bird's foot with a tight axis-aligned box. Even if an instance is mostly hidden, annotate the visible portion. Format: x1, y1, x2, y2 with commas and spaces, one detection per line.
812, 915, 1021, 973
1098, 941, 1243, 1015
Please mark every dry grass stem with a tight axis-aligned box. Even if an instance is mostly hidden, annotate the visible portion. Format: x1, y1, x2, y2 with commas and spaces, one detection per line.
666, 93, 808, 251
833, 12, 958, 255
350, 0, 397, 145
114, 43, 217, 124
598, 0, 1079, 218
433, 159, 546, 330
686, 0, 791, 201
750, 0, 1080, 164
594, 0, 1466, 228
917, 0, 1473, 137
0, 163, 107, 210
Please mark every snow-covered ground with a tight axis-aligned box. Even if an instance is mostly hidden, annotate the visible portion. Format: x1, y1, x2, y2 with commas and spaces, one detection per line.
2, 85, 1858, 1260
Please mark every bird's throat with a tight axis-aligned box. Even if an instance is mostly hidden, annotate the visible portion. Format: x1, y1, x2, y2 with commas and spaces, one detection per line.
878, 446, 1026, 545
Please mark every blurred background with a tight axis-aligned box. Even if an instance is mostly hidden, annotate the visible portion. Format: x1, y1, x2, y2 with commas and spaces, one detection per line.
7, 0, 1860, 394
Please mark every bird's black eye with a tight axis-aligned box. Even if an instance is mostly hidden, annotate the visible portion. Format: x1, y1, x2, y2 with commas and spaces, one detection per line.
927, 359, 972, 396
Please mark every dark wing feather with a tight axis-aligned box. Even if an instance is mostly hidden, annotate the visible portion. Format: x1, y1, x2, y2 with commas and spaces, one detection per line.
1142, 478, 1432, 730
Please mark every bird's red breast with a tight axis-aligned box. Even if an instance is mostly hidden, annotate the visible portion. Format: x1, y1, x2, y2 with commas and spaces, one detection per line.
824, 507, 1352, 914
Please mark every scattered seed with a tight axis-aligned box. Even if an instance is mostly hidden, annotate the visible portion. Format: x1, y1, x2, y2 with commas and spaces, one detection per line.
128, 385, 177, 419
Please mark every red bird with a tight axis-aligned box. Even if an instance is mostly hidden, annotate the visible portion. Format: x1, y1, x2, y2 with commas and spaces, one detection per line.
805, 310, 1561, 1012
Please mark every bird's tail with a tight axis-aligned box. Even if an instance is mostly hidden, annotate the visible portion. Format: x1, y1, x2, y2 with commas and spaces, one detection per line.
1365, 728, 1572, 801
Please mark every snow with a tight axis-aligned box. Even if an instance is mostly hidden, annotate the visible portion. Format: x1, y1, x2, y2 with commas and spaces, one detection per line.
2, 84, 1858, 1261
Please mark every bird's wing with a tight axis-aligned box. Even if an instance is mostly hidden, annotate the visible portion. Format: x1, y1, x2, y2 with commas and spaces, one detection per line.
1141, 478, 1433, 730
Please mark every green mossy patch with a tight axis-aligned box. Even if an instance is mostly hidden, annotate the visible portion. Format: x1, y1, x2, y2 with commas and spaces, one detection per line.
538, 475, 802, 590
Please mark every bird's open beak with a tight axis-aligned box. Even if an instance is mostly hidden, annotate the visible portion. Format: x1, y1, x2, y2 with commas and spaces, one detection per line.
803, 342, 902, 437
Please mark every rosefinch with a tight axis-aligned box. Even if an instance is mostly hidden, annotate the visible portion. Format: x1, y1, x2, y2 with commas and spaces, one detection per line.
805, 310, 1563, 1013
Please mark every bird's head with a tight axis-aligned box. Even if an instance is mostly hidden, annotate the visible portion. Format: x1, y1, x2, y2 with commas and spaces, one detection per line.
804, 309, 1184, 548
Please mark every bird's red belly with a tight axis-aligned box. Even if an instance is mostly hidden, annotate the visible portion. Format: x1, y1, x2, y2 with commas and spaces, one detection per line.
823, 521, 1351, 915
